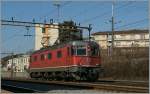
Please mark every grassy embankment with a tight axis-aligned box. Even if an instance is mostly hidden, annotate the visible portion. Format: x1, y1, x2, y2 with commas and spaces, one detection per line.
100, 47, 149, 81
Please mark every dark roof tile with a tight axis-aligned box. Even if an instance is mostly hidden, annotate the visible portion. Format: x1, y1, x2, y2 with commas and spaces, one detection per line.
92, 29, 149, 35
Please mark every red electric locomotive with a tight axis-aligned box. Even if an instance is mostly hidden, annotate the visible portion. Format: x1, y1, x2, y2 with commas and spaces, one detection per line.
29, 41, 101, 81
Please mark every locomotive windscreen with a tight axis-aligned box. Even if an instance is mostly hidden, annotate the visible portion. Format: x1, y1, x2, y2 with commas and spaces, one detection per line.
70, 41, 100, 56
76, 47, 86, 55
71, 45, 86, 56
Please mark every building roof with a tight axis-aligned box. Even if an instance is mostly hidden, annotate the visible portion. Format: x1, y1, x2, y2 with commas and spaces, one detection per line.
92, 29, 149, 35
1, 54, 29, 62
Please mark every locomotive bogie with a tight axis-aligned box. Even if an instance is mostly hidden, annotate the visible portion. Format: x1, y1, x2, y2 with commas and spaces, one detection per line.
30, 67, 100, 81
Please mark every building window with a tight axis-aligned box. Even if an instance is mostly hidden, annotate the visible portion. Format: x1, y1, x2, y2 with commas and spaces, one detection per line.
115, 35, 121, 39
145, 34, 149, 39
41, 54, 44, 60
145, 42, 149, 46
21, 58, 23, 62
42, 28, 45, 33
116, 42, 121, 46
25, 58, 26, 63
100, 35, 106, 40
134, 34, 139, 39
107, 34, 112, 41
47, 53, 52, 59
120, 34, 126, 39
140, 34, 145, 40
57, 51, 62, 58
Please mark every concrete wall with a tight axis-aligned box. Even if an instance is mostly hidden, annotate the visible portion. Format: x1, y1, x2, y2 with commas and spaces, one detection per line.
48, 24, 59, 46
35, 24, 43, 50
35, 24, 59, 50
1, 71, 29, 78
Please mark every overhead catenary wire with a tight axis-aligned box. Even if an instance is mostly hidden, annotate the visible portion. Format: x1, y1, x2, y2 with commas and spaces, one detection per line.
2, 34, 34, 52
2, 33, 34, 54
1, 19, 92, 52
80, 1, 133, 24
1, 26, 24, 43
115, 18, 148, 30
115, 4, 148, 18
1, 19, 91, 31
2, 36, 22, 55
2, 34, 23, 43
114, 2, 148, 25
69, 2, 106, 20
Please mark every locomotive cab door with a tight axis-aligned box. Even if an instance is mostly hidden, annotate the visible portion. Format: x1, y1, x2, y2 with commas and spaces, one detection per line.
66, 46, 71, 76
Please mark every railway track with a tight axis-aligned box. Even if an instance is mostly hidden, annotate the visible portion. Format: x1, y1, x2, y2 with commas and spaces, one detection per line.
94, 79, 149, 87
2, 77, 149, 93
2, 84, 43, 93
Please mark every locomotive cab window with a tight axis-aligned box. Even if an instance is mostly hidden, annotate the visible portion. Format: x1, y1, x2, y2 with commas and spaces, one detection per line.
77, 48, 86, 55
42, 28, 45, 33
76, 46, 86, 56
57, 51, 62, 58
47, 53, 52, 59
71, 46, 86, 56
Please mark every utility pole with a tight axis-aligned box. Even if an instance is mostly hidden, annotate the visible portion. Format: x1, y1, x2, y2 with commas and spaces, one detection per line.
111, 1, 115, 49
11, 52, 14, 78
107, 1, 115, 56
109, 1, 115, 56
88, 24, 92, 41
54, 2, 60, 23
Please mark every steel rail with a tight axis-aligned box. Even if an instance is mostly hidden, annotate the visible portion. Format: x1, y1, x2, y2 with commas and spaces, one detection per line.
2, 77, 149, 93
1, 84, 45, 93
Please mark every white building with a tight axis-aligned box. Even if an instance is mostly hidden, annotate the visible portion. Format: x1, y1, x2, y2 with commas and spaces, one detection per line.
35, 23, 59, 50
8, 54, 30, 72
91, 29, 149, 49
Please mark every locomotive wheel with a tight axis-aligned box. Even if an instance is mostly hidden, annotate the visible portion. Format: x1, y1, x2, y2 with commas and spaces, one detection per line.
86, 72, 99, 81
47, 72, 53, 80
72, 73, 81, 81
63, 72, 69, 81
41, 72, 45, 80
55, 72, 63, 80
30, 72, 33, 78
44, 72, 49, 80
52, 72, 56, 80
